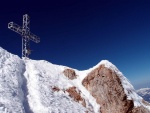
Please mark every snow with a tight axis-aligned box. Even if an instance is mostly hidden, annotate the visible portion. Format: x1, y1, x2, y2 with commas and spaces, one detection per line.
0, 47, 88, 113
0, 47, 25, 113
0, 46, 150, 113
24, 59, 87, 113
0, 47, 100, 113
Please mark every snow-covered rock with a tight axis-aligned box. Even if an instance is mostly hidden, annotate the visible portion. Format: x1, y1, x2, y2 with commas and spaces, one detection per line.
82, 61, 150, 113
0, 46, 150, 113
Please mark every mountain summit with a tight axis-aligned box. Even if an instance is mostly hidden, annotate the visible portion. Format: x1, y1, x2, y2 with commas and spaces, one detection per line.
0, 47, 150, 113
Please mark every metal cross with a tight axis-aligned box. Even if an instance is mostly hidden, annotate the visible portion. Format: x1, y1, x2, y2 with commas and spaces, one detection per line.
8, 14, 40, 59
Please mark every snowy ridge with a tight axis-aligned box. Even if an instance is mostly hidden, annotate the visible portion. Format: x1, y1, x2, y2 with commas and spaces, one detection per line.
1, 46, 150, 113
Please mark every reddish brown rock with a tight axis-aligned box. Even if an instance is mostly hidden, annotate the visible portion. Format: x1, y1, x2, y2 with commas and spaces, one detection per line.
63, 69, 77, 80
82, 64, 150, 113
66, 86, 86, 107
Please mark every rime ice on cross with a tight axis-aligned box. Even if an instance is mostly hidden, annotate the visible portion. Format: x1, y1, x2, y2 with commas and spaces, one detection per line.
8, 14, 40, 59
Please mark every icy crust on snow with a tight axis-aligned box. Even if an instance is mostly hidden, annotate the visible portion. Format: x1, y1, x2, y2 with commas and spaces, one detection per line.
0, 47, 25, 113
24, 59, 87, 113
87, 60, 150, 110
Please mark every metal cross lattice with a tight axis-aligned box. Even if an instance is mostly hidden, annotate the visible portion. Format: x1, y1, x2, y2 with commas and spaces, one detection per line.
8, 14, 40, 59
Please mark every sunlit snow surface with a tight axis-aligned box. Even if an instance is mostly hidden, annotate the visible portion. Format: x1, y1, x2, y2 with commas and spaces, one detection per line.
0, 47, 150, 113
0, 47, 89, 113
24, 60, 87, 113
0, 47, 25, 113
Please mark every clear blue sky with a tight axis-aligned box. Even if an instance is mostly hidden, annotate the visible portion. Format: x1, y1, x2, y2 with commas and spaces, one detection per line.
0, 0, 150, 89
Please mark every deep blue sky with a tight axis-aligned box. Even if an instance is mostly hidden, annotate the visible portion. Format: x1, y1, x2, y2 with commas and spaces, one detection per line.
0, 0, 150, 89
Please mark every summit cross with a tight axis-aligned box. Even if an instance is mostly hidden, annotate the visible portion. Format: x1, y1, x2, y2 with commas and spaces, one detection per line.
8, 14, 40, 59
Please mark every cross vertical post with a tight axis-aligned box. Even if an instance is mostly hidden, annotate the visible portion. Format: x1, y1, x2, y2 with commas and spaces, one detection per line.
22, 14, 30, 58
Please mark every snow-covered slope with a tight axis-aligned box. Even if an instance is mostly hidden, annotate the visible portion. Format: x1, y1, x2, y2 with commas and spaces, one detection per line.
0, 47, 96, 113
0, 46, 150, 113
0, 47, 25, 113
24, 60, 88, 113
137, 88, 150, 103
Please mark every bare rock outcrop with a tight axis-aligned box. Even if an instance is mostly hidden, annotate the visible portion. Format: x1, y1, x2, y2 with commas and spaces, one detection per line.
66, 86, 86, 107
63, 69, 77, 80
82, 64, 150, 113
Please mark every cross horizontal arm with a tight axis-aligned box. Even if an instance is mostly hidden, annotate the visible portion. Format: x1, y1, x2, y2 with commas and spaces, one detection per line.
8, 22, 40, 43
29, 32, 40, 43
8, 22, 23, 35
